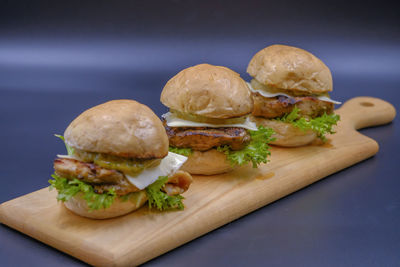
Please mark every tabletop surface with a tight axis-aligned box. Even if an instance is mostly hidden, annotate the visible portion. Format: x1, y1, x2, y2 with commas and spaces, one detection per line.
1, 1, 399, 266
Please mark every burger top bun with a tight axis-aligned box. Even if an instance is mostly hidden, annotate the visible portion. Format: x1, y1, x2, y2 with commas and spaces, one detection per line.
64, 100, 169, 159
161, 64, 253, 119
247, 44, 333, 94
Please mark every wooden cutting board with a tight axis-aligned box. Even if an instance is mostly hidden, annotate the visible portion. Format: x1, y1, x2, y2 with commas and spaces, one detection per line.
0, 97, 396, 266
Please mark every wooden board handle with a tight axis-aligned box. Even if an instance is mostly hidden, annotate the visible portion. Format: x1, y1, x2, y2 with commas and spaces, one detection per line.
336, 97, 396, 130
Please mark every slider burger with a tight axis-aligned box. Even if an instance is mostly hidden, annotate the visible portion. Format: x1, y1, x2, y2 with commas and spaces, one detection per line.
161, 64, 275, 175
49, 100, 193, 219
247, 44, 341, 147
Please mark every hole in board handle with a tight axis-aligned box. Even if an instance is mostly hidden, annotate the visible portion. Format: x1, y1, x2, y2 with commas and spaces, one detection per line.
360, 102, 374, 107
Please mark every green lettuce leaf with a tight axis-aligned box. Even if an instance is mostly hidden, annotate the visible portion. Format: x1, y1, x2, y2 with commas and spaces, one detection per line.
217, 125, 275, 168
169, 146, 192, 157
49, 174, 116, 211
54, 134, 75, 156
145, 176, 184, 211
276, 107, 340, 141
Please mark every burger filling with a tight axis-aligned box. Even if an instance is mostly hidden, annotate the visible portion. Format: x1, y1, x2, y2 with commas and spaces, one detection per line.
164, 121, 251, 151
49, 135, 192, 211
249, 79, 341, 141
162, 112, 275, 168
54, 157, 192, 195
252, 94, 334, 119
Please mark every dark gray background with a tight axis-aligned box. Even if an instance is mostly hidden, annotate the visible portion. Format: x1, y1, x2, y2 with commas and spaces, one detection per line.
0, 0, 399, 266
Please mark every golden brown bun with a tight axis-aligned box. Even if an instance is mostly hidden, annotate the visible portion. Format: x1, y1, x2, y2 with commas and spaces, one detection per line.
64, 100, 168, 159
250, 116, 316, 147
247, 44, 332, 94
64, 191, 148, 219
180, 149, 235, 175
161, 64, 253, 119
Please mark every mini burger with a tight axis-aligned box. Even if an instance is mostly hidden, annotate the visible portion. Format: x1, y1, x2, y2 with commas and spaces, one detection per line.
247, 44, 341, 147
160, 63, 275, 175
49, 100, 192, 219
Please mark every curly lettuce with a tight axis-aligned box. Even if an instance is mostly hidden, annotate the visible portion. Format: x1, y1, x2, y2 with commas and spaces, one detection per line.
49, 173, 185, 212
49, 174, 117, 211
217, 126, 275, 168
54, 134, 74, 156
276, 106, 340, 141
169, 146, 192, 157
145, 176, 184, 211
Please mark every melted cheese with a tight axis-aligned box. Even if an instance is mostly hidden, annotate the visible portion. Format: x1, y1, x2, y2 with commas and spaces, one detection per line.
125, 152, 187, 190
57, 154, 78, 160
162, 112, 258, 131
246, 82, 341, 104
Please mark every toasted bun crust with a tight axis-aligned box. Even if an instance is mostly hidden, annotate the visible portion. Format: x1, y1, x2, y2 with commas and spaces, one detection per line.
250, 116, 316, 147
64, 100, 169, 159
181, 149, 235, 175
161, 64, 253, 119
64, 191, 148, 219
247, 44, 332, 94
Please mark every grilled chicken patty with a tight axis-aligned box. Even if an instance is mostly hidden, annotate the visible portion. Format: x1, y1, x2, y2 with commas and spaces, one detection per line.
54, 158, 192, 196
164, 121, 251, 151
252, 93, 334, 119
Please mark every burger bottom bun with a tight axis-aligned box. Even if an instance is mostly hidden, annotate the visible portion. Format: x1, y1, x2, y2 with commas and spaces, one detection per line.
181, 149, 235, 175
250, 116, 317, 147
64, 191, 148, 219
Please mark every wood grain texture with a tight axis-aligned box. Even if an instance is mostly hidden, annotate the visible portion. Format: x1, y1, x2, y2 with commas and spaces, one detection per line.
0, 97, 396, 266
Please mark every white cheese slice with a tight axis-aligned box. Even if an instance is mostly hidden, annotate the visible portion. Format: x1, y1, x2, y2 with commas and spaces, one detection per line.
315, 95, 342, 104
125, 152, 187, 190
246, 82, 341, 104
162, 112, 258, 131
57, 154, 78, 160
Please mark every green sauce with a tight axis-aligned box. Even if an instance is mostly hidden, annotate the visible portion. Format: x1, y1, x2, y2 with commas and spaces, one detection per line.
74, 150, 161, 176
